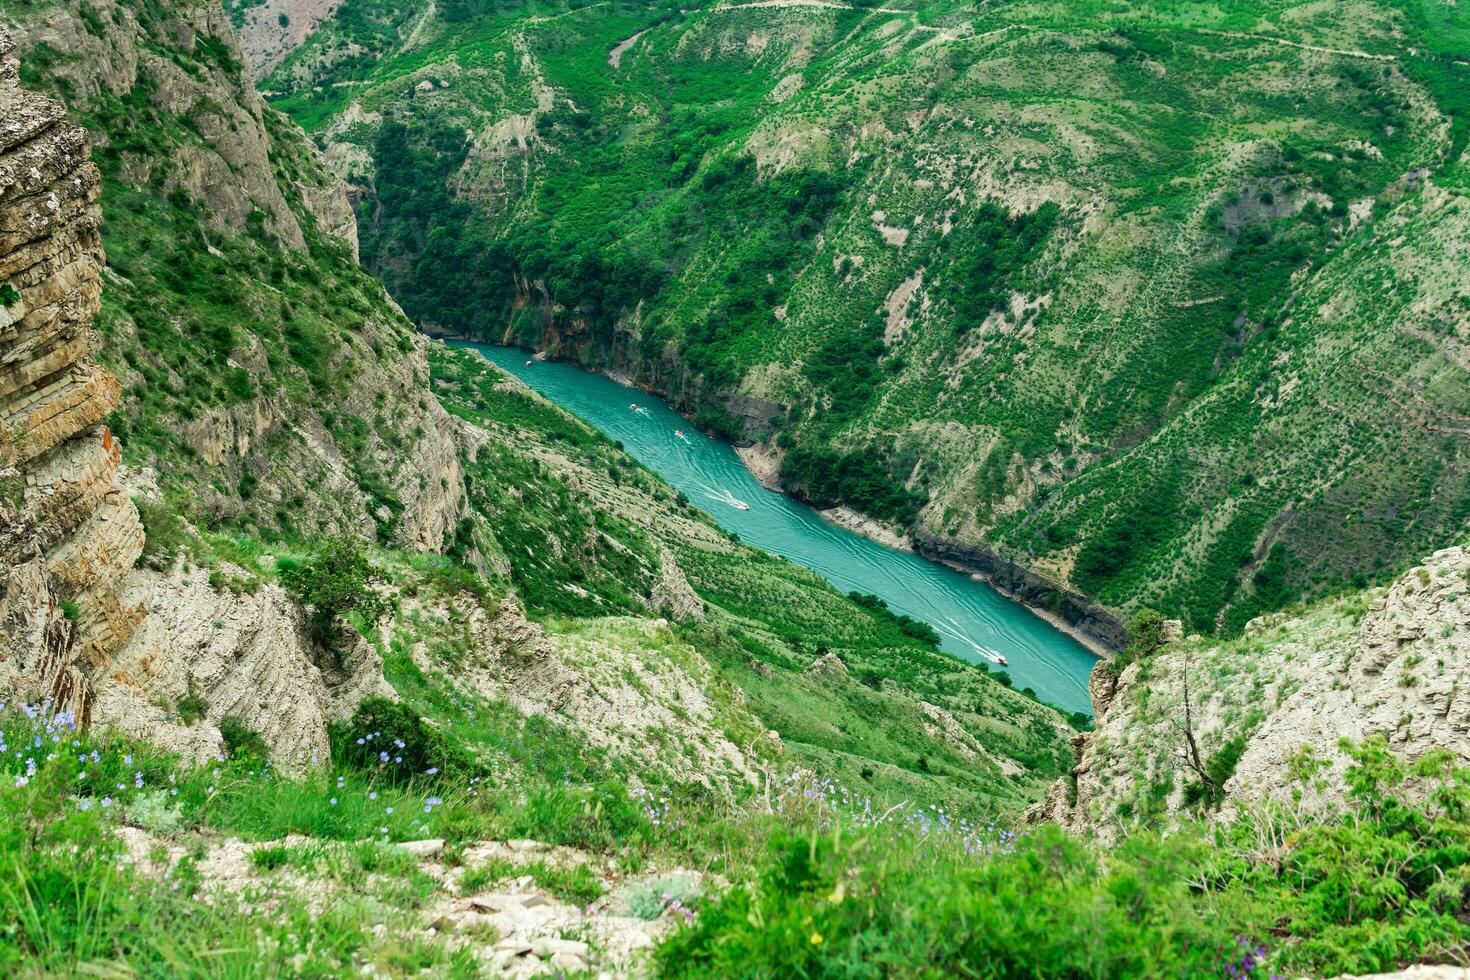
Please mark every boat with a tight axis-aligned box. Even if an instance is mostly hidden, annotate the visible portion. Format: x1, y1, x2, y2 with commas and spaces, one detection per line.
730, 498, 750, 511
674, 429, 685, 439
524, 360, 532, 367
996, 655, 1009, 666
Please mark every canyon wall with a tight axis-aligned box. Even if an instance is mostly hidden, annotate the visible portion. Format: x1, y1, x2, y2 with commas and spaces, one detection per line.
0, 26, 145, 720
1030, 547, 1470, 842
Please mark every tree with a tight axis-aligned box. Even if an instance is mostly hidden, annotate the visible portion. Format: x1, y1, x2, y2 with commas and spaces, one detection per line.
280, 537, 389, 646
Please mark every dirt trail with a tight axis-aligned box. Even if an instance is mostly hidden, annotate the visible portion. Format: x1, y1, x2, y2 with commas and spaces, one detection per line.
1193, 28, 1396, 61
712, 0, 912, 14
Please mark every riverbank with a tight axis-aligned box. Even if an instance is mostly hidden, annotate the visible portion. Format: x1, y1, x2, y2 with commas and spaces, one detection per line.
730, 438, 1120, 659
448, 337, 1120, 690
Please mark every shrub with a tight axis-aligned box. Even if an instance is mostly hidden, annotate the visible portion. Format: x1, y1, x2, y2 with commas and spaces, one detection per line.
622, 873, 704, 920
218, 716, 269, 763
328, 697, 474, 785
280, 536, 389, 646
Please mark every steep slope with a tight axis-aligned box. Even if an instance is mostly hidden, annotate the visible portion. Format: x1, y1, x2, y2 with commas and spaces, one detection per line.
2, 0, 1072, 814
268, 0, 1470, 636
1030, 546, 1470, 842
0, 25, 144, 720
3, 0, 465, 550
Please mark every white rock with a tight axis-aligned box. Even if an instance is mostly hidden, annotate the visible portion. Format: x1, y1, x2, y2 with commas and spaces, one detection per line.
399, 838, 445, 858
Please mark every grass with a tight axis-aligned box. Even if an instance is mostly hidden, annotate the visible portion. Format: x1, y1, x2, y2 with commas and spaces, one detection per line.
268, 0, 1470, 634
6, 700, 1460, 977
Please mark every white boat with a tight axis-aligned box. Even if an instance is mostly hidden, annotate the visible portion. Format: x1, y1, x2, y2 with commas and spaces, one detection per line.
996, 655, 1009, 666
731, 499, 750, 511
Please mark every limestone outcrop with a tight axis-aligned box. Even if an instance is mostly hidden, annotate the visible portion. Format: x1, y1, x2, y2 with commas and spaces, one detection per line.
1029, 548, 1470, 841
0, 27, 144, 720
94, 562, 392, 773
7, 0, 467, 554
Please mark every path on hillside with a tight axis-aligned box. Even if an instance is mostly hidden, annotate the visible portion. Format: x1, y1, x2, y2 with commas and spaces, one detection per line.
1193, 28, 1396, 61
712, 1, 913, 14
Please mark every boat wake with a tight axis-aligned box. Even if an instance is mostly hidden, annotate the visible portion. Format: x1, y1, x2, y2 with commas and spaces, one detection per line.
698, 484, 751, 511
937, 615, 1009, 665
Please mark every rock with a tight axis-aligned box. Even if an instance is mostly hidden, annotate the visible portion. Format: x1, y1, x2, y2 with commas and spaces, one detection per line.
399, 838, 445, 858
650, 546, 704, 622
1033, 548, 1470, 841
806, 651, 849, 678
550, 951, 588, 971
532, 938, 588, 958
0, 26, 144, 722
519, 894, 552, 909
92, 563, 391, 773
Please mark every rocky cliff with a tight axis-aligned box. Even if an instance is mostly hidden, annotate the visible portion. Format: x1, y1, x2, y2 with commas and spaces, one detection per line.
7, 0, 465, 552
1030, 547, 1470, 841
0, 26, 144, 722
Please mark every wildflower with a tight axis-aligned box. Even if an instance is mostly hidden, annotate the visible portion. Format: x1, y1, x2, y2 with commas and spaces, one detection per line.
385, 806, 394, 815
369, 791, 378, 801
425, 767, 439, 776
330, 797, 338, 806
809, 932, 823, 946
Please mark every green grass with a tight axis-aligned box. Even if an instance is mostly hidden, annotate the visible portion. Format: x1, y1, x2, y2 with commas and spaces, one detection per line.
271, 0, 1470, 634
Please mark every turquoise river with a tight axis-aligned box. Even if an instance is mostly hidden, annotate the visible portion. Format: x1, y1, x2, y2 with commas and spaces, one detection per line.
460, 342, 1101, 715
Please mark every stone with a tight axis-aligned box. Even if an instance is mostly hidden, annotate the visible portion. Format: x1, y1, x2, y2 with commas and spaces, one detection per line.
0, 26, 143, 723
399, 838, 445, 858
532, 938, 588, 958
550, 951, 588, 971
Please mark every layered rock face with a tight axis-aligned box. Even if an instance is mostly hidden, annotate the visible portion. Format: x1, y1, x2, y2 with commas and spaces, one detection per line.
95, 563, 392, 773
1030, 548, 1470, 841
9, 0, 464, 553
0, 28, 144, 720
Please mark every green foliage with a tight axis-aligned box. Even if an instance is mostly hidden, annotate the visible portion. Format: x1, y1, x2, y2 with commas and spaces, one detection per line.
622, 873, 703, 920
175, 686, 208, 725
658, 736, 1470, 977
280, 536, 390, 645
657, 826, 1237, 977
846, 592, 941, 646
945, 202, 1060, 333
1183, 734, 1248, 810
0, 282, 19, 306
782, 444, 923, 525
329, 696, 476, 785
217, 715, 269, 763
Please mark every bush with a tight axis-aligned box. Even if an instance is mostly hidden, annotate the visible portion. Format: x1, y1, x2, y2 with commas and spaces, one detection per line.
622, 873, 704, 920
280, 536, 389, 646
328, 697, 474, 785
218, 716, 269, 763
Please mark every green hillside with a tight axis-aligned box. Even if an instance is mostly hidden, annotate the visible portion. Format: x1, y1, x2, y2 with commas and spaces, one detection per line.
264, 0, 1470, 633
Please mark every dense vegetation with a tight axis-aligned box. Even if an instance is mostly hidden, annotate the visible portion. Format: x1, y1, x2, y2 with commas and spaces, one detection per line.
268, 0, 1470, 635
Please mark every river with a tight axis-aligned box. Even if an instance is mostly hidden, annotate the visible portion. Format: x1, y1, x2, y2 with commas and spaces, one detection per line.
457, 342, 1100, 716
